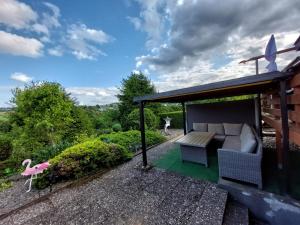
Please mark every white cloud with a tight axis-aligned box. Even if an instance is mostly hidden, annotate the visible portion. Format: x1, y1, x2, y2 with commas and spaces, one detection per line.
127, 16, 142, 30
42, 2, 61, 29
10, 72, 33, 83
32, 23, 49, 35
67, 87, 118, 105
0, 0, 37, 29
66, 23, 114, 60
0, 31, 43, 57
48, 47, 63, 56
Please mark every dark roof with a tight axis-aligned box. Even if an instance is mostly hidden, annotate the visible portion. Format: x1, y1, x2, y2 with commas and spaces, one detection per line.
134, 71, 292, 103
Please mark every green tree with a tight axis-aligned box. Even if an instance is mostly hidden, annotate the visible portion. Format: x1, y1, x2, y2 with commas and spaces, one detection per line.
127, 108, 158, 130
9, 82, 91, 163
117, 72, 156, 130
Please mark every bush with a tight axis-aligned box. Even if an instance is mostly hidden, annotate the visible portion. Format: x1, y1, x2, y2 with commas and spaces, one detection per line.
112, 123, 122, 132
158, 111, 183, 129
49, 139, 132, 179
99, 130, 166, 152
31, 141, 72, 164
0, 135, 13, 161
0, 120, 12, 133
127, 108, 159, 130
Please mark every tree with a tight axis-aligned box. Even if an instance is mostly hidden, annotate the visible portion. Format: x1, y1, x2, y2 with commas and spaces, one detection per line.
117, 72, 156, 130
9, 82, 92, 163
127, 108, 158, 130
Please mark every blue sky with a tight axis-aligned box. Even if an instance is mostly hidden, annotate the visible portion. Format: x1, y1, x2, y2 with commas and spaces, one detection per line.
0, 0, 299, 107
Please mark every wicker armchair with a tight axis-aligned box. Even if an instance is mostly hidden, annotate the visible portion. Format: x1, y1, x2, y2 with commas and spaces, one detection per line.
218, 128, 262, 189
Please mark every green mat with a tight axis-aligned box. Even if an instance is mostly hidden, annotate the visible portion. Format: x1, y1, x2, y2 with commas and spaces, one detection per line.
154, 146, 219, 183
154, 145, 300, 200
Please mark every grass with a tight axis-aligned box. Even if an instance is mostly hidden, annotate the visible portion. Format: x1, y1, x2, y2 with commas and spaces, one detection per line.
0, 112, 9, 121
0, 179, 12, 192
154, 145, 219, 183
154, 145, 300, 200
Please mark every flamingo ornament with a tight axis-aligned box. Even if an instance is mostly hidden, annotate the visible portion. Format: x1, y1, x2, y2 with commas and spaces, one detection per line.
21, 159, 50, 192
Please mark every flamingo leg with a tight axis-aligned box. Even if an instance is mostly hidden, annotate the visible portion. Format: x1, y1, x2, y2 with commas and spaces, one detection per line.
25, 175, 33, 192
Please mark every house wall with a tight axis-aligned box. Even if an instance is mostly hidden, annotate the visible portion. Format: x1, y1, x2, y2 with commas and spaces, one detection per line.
186, 99, 256, 131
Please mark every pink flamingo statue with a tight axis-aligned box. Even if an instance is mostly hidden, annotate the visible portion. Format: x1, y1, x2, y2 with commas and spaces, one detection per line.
21, 159, 50, 192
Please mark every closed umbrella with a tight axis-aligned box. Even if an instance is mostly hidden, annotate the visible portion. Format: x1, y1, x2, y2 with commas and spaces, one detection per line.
265, 34, 278, 72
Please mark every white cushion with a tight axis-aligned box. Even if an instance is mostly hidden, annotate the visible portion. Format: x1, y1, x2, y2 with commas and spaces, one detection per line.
240, 124, 257, 153
208, 123, 224, 135
193, 123, 207, 132
223, 123, 243, 136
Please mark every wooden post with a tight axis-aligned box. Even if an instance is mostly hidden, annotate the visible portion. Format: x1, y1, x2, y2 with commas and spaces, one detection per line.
254, 96, 263, 138
139, 101, 147, 167
182, 102, 187, 135
279, 80, 290, 194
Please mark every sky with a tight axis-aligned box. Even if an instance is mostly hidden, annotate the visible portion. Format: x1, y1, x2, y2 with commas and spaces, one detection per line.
0, 0, 299, 107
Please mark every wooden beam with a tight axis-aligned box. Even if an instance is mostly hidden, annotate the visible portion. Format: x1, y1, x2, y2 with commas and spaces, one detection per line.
289, 94, 300, 105
276, 131, 283, 169
290, 127, 300, 146
182, 102, 187, 135
279, 80, 290, 194
262, 114, 282, 131
289, 111, 300, 123
139, 102, 147, 167
290, 75, 300, 88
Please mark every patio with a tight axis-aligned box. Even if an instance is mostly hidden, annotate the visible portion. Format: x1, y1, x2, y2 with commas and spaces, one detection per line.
0, 136, 252, 225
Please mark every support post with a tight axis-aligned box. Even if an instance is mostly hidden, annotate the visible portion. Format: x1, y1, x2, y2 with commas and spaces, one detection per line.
254, 96, 263, 138
279, 80, 290, 194
139, 101, 147, 167
255, 59, 259, 75
182, 102, 187, 135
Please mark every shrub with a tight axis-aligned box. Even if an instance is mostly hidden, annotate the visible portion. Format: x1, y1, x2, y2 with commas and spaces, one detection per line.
127, 108, 159, 130
99, 130, 166, 152
0, 135, 13, 161
49, 139, 132, 179
31, 141, 72, 164
112, 123, 122, 132
0, 120, 12, 133
158, 111, 183, 129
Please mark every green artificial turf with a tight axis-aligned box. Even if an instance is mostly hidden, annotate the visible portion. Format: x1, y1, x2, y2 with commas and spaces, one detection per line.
154, 146, 219, 183
154, 145, 300, 200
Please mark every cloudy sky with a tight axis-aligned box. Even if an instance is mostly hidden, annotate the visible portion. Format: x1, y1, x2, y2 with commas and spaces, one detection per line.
0, 0, 299, 107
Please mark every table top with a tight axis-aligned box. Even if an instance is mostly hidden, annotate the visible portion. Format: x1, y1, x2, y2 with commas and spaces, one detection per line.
176, 131, 215, 148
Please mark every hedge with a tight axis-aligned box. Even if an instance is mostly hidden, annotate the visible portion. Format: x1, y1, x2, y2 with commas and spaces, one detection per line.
99, 130, 166, 152
158, 111, 183, 129
35, 139, 132, 188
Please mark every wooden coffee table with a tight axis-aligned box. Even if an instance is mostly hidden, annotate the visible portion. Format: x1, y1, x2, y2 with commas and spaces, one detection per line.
176, 131, 215, 167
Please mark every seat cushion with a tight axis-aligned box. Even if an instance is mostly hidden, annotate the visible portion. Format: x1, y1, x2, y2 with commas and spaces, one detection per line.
214, 134, 226, 142
240, 124, 257, 153
223, 123, 243, 136
193, 123, 207, 132
222, 136, 241, 151
208, 123, 224, 135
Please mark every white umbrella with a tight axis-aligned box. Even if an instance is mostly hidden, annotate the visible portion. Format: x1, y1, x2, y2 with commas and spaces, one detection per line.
265, 34, 278, 72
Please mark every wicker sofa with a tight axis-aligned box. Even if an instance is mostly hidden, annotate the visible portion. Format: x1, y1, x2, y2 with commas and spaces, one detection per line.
192, 122, 262, 189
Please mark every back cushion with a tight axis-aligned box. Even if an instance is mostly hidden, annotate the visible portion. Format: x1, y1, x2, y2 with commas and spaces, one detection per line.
208, 123, 224, 135
223, 123, 243, 136
193, 123, 207, 132
240, 124, 257, 153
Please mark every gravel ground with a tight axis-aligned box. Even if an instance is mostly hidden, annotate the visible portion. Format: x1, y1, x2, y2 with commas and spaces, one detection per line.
0, 129, 231, 225
0, 129, 184, 224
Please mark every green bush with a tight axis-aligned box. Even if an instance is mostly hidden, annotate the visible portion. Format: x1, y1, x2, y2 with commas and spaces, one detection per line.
158, 111, 183, 129
49, 139, 132, 179
99, 130, 166, 152
112, 123, 122, 132
127, 108, 159, 130
0, 135, 13, 161
0, 120, 12, 133
31, 141, 72, 164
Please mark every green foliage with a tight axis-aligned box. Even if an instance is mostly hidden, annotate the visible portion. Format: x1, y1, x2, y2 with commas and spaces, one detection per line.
127, 108, 159, 130
0, 179, 12, 192
0, 120, 12, 133
49, 139, 132, 179
195, 95, 255, 104
99, 130, 166, 152
112, 123, 122, 132
158, 111, 183, 129
117, 72, 156, 130
9, 82, 91, 164
0, 135, 13, 161
31, 141, 72, 164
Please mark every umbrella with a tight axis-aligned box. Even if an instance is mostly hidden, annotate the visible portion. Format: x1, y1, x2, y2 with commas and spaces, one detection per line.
265, 34, 278, 72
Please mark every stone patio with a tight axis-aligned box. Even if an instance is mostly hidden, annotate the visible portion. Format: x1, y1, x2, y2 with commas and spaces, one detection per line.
0, 131, 241, 225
